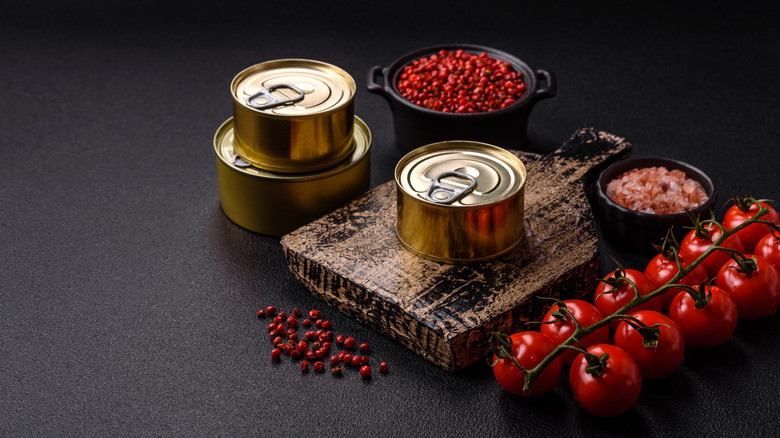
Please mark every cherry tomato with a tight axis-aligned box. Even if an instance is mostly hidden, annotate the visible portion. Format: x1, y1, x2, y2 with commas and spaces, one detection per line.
491, 331, 563, 397
594, 268, 662, 329
679, 223, 746, 279
668, 284, 738, 348
644, 251, 709, 313
539, 299, 610, 365
753, 232, 780, 271
613, 310, 685, 379
569, 344, 642, 417
716, 255, 780, 320
722, 199, 780, 253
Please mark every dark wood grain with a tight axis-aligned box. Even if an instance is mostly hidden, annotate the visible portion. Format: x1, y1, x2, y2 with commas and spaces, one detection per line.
281, 128, 631, 370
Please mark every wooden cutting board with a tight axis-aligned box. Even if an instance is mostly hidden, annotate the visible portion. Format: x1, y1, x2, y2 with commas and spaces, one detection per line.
281, 128, 631, 371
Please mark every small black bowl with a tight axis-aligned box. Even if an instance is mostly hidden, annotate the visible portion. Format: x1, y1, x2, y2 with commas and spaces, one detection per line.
367, 43, 555, 152
594, 156, 717, 253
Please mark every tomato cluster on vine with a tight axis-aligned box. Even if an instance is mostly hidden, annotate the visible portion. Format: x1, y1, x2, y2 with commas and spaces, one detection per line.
489, 196, 780, 417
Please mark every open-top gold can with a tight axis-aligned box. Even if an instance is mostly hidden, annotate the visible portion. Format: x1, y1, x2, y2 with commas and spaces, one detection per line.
231, 59, 356, 173
395, 141, 527, 263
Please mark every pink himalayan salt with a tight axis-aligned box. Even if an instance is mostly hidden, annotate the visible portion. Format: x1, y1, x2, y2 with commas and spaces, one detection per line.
606, 166, 708, 215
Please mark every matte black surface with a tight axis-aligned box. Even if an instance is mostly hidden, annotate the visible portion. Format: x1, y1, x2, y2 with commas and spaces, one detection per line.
2, 1, 779, 436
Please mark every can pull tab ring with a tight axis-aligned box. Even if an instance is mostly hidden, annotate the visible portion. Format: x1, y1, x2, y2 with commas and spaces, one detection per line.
426, 171, 477, 204
246, 83, 305, 110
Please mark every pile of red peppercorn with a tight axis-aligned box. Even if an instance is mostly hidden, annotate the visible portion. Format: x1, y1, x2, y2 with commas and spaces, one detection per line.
397, 49, 526, 113
258, 306, 389, 378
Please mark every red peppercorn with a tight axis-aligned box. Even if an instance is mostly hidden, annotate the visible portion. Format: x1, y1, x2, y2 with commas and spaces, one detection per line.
256, 309, 266, 318
272, 316, 282, 324
344, 337, 356, 349
281, 344, 292, 355
331, 366, 343, 375
321, 320, 332, 330
301, 360, 310, 372
266, 306, 277, 316
288, 333, 299, 342
396, 50, 524, 113
286, 328, 296, 338
309, 310, 320, 319
360, 365, 372, 378
305, 351, 316, 360
271, 348, 282, 360
267, 322, 277, 332
302, 319, 312, 327
361, 356, 369, 365
322, 342, 332, 350
277, 312, 287, 321
305, 331, 316, 340
275, 323, 285, 332
351, 355, 362, 367
315, 319, 323, 328
329, 355, 341, 365
313, 361, 325, 372
287, 317, 298, 328
272, 336, 282, 347
293, 308, 302, 318
379, 362, 389, 373
337, 351, 346, 361
315, 329, 324, 338
296, 341, 308, 354
359, 343, 370, 353
315, 348, 326, 359
343, 353, 353, 365
317, 333, 329, 344
269, 330, 279, 338
335, 334, 345, 345
290, 349, 301, 360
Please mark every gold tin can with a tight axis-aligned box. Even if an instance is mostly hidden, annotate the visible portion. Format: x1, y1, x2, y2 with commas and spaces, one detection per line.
215, 116, 370, 237
395, 141, 526, 263
231, 59, 356, 173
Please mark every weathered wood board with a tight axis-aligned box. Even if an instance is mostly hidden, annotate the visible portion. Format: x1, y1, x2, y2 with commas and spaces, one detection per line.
281, 128, 631, 371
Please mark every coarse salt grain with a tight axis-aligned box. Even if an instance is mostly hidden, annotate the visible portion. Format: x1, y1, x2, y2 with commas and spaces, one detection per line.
606, 166, 708, 215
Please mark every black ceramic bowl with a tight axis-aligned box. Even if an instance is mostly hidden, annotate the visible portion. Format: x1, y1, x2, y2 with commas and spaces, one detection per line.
594, 156, 717, 253
367, 43, 555, 152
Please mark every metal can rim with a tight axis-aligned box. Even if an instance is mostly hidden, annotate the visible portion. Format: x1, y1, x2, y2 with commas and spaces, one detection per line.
230, 59, 356, 120
214, 116, 371, 182
394, 140, 526, 208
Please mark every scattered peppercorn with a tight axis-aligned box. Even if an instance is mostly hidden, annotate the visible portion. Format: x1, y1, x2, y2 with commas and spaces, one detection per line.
351, 355, 362, 367
266, 306, 277, 316
344, 337, 357, 349
271, 348, 282, 361
301, 360, 310, 372
359, 343, 370, 353
256, 309, 266, 318
313, 361, 325, 372
360, 365, 372, 378
308, 310, 320, 319
379, 362, 389, 373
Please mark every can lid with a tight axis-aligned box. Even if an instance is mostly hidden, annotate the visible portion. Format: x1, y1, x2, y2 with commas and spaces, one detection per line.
215, 116, 370, 182
396, 141, 526, 206
232, 59, 355, 117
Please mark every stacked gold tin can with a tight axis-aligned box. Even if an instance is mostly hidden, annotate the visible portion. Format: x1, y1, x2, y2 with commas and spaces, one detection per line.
214, 59, 371, 236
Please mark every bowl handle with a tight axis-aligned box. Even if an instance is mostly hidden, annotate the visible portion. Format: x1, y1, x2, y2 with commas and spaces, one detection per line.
534, 69, 557, 100
367, 66, 389, 97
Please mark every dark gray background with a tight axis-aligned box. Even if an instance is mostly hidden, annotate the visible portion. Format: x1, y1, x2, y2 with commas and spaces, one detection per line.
2, 1, 778, 436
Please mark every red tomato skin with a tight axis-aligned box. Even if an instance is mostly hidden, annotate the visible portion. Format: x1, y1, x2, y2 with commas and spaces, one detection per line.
540, 300, 610, 365
569, 344, 642, 417
723, 201, 780, 253
679, 225, 746, 279
613, 310, 685, 379
753, 233, 780, 272
668, 286, 738, 348
491, 331, 563, 397
594, 269, 662, 329
644, 252, 709, 313
716, 255, 780, 320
